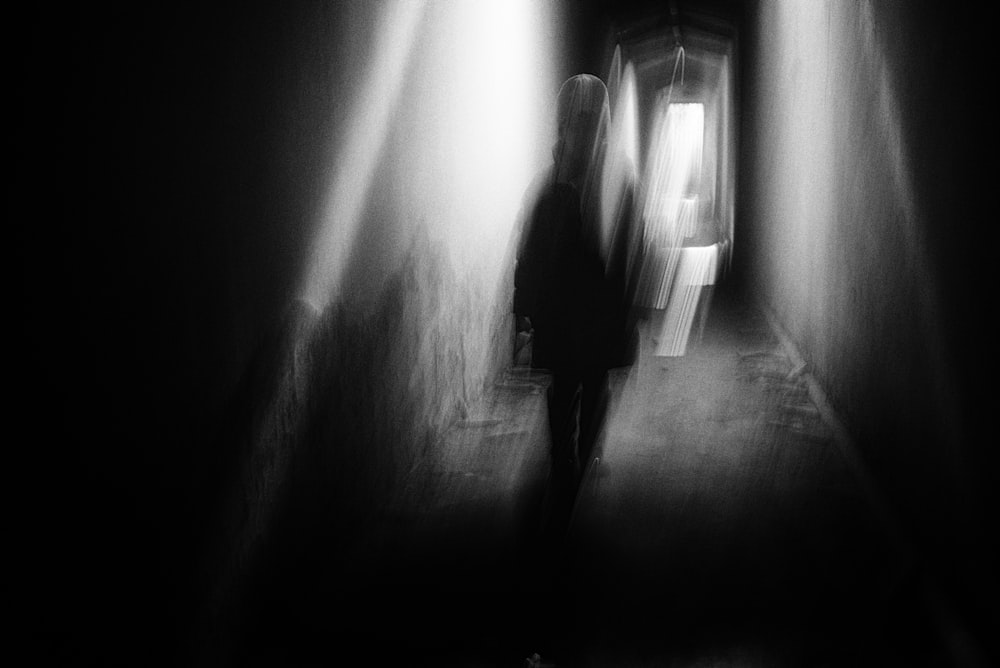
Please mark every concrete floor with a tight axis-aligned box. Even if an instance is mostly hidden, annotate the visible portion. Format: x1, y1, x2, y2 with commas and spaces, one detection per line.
232, 284, 947, 667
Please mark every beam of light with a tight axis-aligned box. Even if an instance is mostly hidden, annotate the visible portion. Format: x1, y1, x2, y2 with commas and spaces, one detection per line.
392, 0, 555, 428
300, 1, 426, 312
653, 245, 719, 356
428, 0, 553, 277
633, 100, 727, 357
636, 101, 704, 310
209, 0, 559, 628
601, 59, 640, 265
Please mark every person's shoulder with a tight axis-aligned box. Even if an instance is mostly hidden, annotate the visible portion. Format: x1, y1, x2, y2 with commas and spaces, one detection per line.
523, 168, 582, 211
521, 166, 556, 204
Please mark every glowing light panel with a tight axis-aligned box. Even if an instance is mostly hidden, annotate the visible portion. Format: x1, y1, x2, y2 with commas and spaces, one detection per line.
638, 102, 705, 309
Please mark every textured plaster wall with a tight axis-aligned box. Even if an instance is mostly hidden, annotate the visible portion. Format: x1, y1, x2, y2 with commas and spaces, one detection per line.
59, 1, 572, 663
192, 1, 571, 659
738, 0, 993, 632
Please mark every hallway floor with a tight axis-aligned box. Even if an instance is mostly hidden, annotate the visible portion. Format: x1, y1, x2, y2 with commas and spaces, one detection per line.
235, 285, 947, 667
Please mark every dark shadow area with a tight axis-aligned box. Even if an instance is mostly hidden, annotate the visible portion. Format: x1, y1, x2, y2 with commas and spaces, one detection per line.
206, 283, 962, 667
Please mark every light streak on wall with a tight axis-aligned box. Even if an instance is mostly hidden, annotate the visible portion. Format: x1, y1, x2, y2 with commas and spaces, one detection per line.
410, 0, 557, 281
373, 0, 559, 484
300, 1, 426, 311
291, 0, 558, 481
300, 0, 557, 313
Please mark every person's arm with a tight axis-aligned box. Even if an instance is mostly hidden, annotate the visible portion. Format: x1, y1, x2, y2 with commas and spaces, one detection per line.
513, 182, 546, 323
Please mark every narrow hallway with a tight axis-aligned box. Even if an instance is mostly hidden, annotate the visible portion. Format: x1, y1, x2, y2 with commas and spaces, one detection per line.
567, 284, 917, 665
53, 2, 995, 666
233, 284, 935, 667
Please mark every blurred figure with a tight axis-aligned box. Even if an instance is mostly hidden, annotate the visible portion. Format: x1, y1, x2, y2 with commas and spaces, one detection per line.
513, 74, 640, 539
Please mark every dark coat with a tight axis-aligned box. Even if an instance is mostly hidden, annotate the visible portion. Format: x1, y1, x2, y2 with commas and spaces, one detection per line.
514, 178, 639, 373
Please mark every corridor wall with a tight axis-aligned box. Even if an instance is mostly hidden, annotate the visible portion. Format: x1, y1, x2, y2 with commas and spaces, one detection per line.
738, 0, 994, 649
59, 1, 577, 663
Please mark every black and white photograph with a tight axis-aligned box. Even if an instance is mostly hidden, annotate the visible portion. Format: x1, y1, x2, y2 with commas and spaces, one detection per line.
29, 1, 996, 665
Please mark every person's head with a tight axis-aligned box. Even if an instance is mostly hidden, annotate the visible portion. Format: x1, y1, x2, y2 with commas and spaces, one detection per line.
553, 74, 609, 187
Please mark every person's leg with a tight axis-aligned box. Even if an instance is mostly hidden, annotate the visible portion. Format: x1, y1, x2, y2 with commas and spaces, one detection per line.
548, 370, 584, 470
528, 372, 580, 663
544, 371, 582, 537
576, 369, 609, 483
